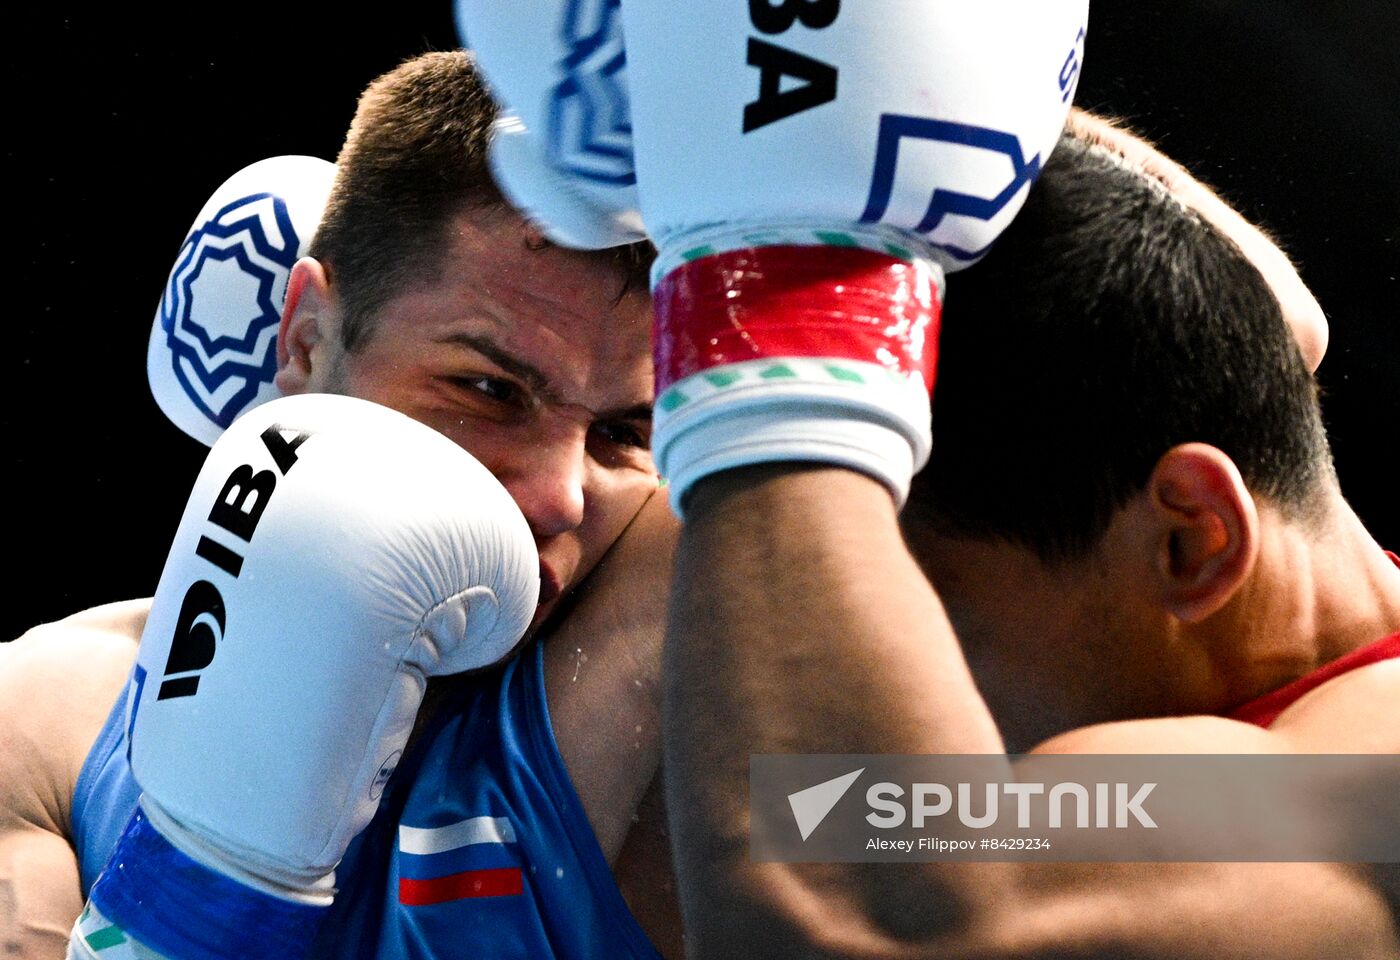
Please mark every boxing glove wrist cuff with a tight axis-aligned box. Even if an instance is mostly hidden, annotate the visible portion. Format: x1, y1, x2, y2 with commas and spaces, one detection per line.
650, 224, 943, 515
655, 356, 930, 513
89, 806, 328, 960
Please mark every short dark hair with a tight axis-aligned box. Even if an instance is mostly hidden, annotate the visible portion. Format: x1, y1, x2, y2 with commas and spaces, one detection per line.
310, 51, 653, 351
909, 133, 1332, 563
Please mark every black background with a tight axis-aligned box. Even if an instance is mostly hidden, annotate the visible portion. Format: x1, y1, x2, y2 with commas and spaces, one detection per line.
8, 4, 1398, 642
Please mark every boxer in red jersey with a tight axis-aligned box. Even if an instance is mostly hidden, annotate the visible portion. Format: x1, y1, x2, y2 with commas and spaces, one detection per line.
662, 122, 1400, 957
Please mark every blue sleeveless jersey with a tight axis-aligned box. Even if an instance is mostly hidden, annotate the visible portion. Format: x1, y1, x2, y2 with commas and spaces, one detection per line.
71, 641, 661, 960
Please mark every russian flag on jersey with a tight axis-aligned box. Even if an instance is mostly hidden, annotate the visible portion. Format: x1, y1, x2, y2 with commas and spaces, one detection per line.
396, 815, 525, 906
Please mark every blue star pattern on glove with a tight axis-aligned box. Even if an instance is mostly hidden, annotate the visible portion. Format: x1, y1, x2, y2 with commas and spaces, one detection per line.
158, 192, 301, 431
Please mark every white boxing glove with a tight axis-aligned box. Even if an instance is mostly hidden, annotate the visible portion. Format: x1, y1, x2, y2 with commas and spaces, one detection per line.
622, 3, 1086, 271
148, 156, 336, 446
455, 0, 643, 248
76, 393, 539, 960
459, 1, 1087, 512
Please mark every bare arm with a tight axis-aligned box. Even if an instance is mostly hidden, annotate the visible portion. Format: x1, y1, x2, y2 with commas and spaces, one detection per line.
0, 601, 145, 959
661, 467, 1398, 959
663, 466, 1010, 958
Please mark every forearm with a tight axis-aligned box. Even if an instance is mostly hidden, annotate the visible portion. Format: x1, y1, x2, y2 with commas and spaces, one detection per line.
662, 465, 1008, 957
0, 614, 141, 959
0, 825, 83, 959
669, 465, 1002, 750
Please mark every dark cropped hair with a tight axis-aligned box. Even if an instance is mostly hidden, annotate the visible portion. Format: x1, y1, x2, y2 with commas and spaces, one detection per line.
310, 51, 653, 351
909, 133, 1331, 563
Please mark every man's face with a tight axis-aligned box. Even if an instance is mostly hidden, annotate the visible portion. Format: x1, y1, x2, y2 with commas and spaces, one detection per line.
310, 208, 657, 626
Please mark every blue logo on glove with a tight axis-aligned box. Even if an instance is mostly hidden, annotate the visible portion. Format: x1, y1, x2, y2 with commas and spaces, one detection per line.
159, 192, 301, 431
860, 115, 1044, 264
547, 0, 636, 185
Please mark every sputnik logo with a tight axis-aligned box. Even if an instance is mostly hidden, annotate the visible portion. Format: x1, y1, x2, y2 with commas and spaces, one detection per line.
787, 768, 864, 841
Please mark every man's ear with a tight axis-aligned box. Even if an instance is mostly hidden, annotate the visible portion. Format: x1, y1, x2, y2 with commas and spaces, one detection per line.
1146, 443, 1259, 623
275, 257, 337, 395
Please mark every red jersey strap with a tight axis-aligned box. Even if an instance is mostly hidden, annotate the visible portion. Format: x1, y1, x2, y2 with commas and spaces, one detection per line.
1229, 550, 1400, 729
1229, 631, 1400, 729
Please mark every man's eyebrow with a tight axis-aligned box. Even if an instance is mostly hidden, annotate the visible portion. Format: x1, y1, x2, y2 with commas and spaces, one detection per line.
437, 331, 655, 421
436, 331, 553, 397
598, 403, 655, 424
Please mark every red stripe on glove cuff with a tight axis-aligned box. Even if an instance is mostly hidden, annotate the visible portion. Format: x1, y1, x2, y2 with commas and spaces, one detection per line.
652, 245, 941, 394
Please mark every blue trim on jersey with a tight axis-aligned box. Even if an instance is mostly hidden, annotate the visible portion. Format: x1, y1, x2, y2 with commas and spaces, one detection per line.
72, 671, 140, 895
90, 807, 326, 960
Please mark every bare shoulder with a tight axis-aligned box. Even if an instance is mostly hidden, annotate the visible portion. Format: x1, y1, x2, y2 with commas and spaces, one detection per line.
1270, 659, 1400, 752
1032, 658, 1400, 756
3, 598, 147, 728
49, 597, 152, 639
1030, 713, 1284, 755
0, 599, 149, 835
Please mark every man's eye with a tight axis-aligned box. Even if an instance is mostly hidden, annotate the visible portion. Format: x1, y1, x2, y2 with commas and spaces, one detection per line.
590, 420, 650, 450
457, 376, 523, 406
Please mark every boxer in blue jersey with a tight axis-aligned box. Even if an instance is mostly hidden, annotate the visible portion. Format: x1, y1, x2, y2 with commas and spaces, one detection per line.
1, 52, 680, 959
